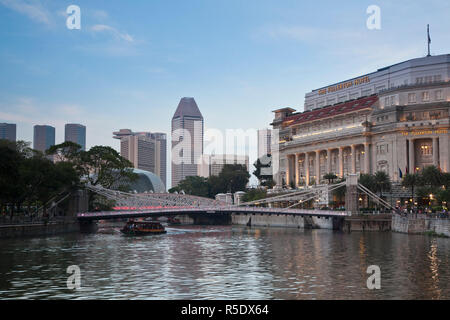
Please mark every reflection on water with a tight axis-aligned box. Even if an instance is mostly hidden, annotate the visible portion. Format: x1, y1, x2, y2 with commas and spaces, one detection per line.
0, 225, 449, 299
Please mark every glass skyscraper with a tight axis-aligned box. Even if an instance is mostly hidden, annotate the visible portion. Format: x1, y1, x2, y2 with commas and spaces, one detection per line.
0, 123, 16, 142
33, 125, 55, 153
65, 123, 86, 151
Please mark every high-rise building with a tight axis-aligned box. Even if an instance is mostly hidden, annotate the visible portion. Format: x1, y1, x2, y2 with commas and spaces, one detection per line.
0, 123, 16, 142
171, 97, 204, 188
33, 125, 55, 153
257, 129, 272, 159
113, 129, 167, 188
65, 123, 86, 151
198, 154, 249, 178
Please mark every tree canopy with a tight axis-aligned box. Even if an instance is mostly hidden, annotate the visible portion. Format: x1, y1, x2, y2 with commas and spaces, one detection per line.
169, 164, 250, 198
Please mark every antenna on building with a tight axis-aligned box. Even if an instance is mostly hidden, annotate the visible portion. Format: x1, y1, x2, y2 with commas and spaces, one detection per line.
427, 24, 431, 57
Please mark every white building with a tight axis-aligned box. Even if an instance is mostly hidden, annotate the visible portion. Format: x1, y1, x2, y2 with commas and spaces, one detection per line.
257, 128, 272, 159
304, 54, 450, 111
113, 129, 167, 188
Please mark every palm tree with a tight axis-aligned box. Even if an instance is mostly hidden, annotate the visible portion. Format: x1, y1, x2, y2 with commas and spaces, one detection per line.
374, 171, 391, 199
402, 173, 420, 206
324, 173, 338, 184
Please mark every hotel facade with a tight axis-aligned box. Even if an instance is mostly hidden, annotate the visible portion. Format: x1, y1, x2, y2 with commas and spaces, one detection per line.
272, 54, 450, 188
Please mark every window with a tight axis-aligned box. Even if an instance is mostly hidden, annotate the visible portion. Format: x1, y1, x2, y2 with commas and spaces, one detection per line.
434, 75, 442, 82
422, 91, 429, 101
408, 93, 417, 104
390, 96, 395, 105
420, 144, 432, 155
425, 76, 432, 83
416, 77, 423, 84
385, 97, 390, 107
435, 90, 443, 100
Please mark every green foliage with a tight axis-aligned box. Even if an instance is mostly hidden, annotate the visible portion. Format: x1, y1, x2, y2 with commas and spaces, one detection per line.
242, 188, 267, 202
359, 173, 376, 193
0, 139, 138, 217
399, 165, 450, 205
169, 164, 250, 198
323, 173, 338, 184
253, 154, 275, 187
374, 171, 391, 197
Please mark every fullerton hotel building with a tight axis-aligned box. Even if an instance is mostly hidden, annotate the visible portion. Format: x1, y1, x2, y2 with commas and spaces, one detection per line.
271, 54, 450, 188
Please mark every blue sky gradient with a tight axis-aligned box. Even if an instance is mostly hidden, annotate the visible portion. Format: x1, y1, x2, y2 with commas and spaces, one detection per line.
1, 0, 450, 186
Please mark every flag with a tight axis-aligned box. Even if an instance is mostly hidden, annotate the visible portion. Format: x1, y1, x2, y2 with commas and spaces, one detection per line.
428, 24, 431, 45
399, 168, 403, 179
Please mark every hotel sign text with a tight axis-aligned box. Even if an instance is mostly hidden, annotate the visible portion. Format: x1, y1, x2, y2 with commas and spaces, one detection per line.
318, 76, 370, 95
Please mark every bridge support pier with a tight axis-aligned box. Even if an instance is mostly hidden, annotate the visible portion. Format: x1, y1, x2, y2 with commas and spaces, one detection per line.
345, 174, 359, 216
79, 221, 98, 233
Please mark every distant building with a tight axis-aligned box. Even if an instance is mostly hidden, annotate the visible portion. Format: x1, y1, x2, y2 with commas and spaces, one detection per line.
0, 123, 16, 142
171, 97, 204, 187
33, 125, 55, 153
113, 129, 167, 188
257, 129, 272, 159
65, 123, 86, 151
198, 154, 249, 178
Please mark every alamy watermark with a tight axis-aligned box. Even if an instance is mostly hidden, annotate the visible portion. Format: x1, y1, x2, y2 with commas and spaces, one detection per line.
366, 265, 381, 290
366, 5, 381, 30
66, 265, 81, 290
66, 5, 81, 30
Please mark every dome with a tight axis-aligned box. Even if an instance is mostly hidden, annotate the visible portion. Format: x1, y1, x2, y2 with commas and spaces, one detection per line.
128, 168, 166, 193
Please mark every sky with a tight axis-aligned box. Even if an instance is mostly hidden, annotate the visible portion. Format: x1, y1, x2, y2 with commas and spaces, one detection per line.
1, 0, 450, 188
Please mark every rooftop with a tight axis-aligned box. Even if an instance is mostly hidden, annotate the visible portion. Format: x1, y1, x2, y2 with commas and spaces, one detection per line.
284, 95, 378, 127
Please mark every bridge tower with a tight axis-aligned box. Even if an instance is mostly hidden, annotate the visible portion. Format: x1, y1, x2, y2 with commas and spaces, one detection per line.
345, 174, 359, 215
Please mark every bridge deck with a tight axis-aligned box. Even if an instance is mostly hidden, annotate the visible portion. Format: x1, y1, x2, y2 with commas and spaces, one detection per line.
77, 207, 350, 221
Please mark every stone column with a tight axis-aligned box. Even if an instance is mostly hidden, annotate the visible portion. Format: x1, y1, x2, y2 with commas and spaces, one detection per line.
364, 142, 370, 174
315, 150, 321, 184
351, 145, 356, 174
295, 153, 299, 188
327, 149, 332, 174
305, 152, 310, 186
433, 137, 439, 168
408, 139, 415, 173
339, 147, 344, 178
285, 155, 290, 187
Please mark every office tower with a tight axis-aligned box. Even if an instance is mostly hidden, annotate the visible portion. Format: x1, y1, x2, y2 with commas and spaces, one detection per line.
65, 123, 86, 151
258, 129, 272, 159
113, 129, 167, 188
198, 154, 249, 178
33, 125, 55, 153
171, 97, 204, 188
0, 123, 16, 142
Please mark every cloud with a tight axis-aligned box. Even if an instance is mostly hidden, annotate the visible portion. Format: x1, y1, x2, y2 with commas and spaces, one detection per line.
91, 24, 134, 43
0, 0, 51, 25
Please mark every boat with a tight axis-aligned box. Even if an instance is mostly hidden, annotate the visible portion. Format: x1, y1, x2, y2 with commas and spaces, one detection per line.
120, 220, 167, 236
167, 217, 181, 225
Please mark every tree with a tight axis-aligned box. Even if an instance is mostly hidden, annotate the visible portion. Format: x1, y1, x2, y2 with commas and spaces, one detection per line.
402, 173, 420, 205
374, 171, 391, 198
324, 173, 338, 184
242, 188, 267, 202
359, 173, 376, 193
253, 154, 275, 187
174, 176, 210, 198
214, 164, 250, 194
79, 146, 137, 189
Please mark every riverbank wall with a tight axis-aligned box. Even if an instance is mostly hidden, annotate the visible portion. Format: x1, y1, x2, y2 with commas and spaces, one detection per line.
230, 213, 335, 229
0, 221, 81, 239
392, 214, 450, 237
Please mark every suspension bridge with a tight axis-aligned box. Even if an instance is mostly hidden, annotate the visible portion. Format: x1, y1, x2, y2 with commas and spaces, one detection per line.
76, 175, 396, 223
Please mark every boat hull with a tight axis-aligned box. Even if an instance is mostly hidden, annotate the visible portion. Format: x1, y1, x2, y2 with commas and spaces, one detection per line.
120, 230, 167, 236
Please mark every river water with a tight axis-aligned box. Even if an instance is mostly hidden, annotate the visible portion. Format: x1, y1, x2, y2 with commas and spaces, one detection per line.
0, 224, 449, 299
